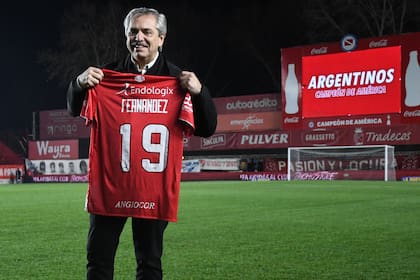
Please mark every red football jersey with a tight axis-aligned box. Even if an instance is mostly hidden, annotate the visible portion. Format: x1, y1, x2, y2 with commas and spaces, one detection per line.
80, 69, 194, 222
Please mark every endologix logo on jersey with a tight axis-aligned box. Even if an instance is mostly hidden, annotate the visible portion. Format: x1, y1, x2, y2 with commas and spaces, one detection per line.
116, 83, 174, 97
116, 83, 173, 113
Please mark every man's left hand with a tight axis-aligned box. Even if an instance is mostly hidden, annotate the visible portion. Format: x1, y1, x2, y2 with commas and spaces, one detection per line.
179, 71, 202, 95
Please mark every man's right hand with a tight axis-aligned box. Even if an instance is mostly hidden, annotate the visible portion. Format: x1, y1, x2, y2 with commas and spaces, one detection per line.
76, 67, 104, 89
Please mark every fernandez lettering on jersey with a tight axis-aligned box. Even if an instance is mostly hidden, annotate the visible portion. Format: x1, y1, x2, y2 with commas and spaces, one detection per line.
121, 99, 168, 113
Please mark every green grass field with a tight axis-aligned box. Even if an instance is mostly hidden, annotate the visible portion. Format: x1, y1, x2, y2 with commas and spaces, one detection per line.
1, 180, 420, 279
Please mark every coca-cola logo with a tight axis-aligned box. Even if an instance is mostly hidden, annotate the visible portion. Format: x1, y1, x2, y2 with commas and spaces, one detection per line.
310, 47, 328, 55
404, 110, 420, 117
369, 39, 388, 48
284, 117, 299, 123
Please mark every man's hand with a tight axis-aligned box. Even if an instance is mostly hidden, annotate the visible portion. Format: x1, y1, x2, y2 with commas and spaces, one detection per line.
179, 71, 202, 95
77, 67, 104, 89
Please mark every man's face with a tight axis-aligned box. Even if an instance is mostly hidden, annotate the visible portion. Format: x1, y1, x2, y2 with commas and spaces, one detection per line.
126, 14, 165, 65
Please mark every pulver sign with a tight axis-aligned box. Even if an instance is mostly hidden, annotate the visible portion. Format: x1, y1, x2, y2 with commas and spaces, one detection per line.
301, 46, 401, 118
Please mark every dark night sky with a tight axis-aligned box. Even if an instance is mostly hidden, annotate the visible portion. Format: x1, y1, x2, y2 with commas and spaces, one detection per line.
1, 1, 67, 131
0, 1, 303, 132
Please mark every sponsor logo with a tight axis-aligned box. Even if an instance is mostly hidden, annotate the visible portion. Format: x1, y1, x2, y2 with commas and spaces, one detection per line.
225, 97, 278, 111
364, 129, 412, 143
47, 124, 78, 136
134, 75, 145, 82
230, 115, 264, 130
310, 47, 328, 55
114, 200, 156, 209
308, 121, 315, 128
182, 160, 200, 172
240, 133, 288, 145
293, 171, 338, 180
201, 134, 226, 148
304, 133, 335, 142
404, 110, 420, 117
31, 175, 84, 183
200, 159, 239, 170
36, 141, 72, 159
369, 39, 388, 48
116, 83, 174, 97
239, 173, 287, 181
284, 117, 299, 123
340, 34, 358, 51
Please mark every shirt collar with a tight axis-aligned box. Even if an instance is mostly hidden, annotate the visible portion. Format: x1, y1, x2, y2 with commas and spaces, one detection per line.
132, 52, 159, 74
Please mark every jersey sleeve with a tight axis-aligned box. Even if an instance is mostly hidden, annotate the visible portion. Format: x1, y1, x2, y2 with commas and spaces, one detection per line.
178, 92, 195, 136
80, 88, 98, 126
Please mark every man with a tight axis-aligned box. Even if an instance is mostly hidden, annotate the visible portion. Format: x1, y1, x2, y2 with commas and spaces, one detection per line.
68, 161, 75, 174
79, 160, 88, 174
66, 7, 217, 280
58, 162, 65, 173
39, 161, 46, 174
49, 162, 56, 173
